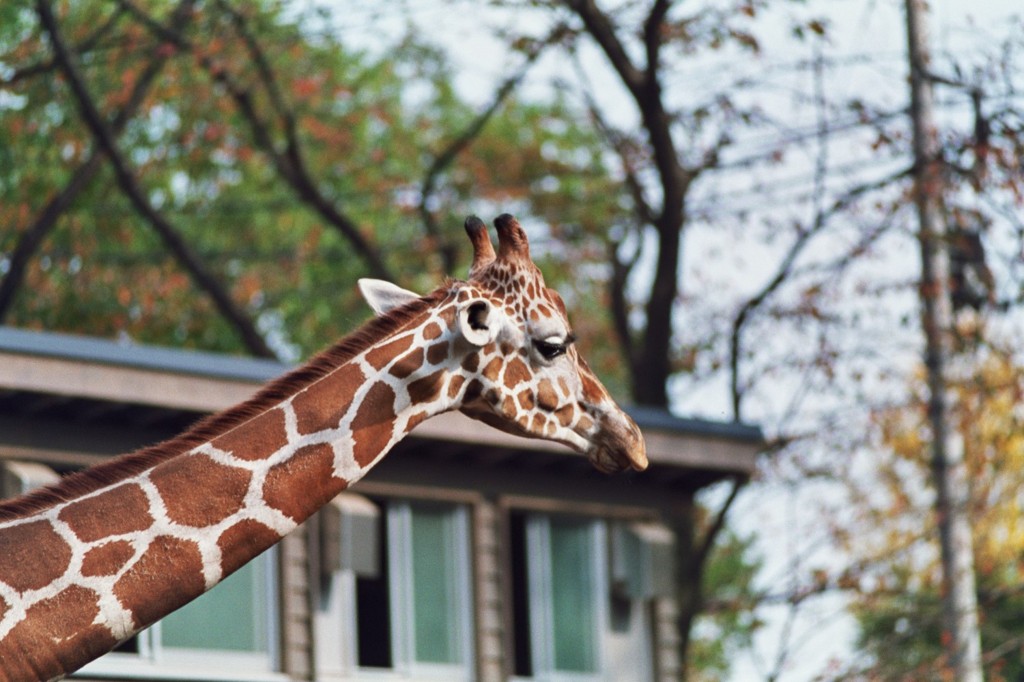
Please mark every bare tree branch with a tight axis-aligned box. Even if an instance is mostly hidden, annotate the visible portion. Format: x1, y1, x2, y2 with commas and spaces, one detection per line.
643, 0, 671, 78
569, 50, 656, 226
567, 51, 650, 375
564, 0, 688, 207
564, 0, 692, 407
564, 0, 645, 94
35, 0, 276, 358
673, 476, 746, 680
605, 235, 640, 370
222, 4, 392, 280
0, 154, 100, 323
417, 31, 554, 274
728, 166, 912, 420
695, 475, 745, 571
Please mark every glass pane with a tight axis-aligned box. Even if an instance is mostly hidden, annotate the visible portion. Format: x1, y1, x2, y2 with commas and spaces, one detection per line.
410, 505, 457, 663
509, 512, 533, 677
357, 505, 392, 668
549, 518, 596, 672
161, 557, 267, 653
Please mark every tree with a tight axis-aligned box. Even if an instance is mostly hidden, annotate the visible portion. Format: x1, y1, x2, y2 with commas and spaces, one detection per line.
690, 527, 764, 681
850, 347, 1024, 680
483, 2, 889, 676
482, 2, 1024, 677
0, 0, 619, 360
8, 1, 1024, 678
3, 2, 769, 678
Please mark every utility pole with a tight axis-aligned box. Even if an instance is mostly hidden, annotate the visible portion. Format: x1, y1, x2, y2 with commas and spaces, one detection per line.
904, 1, 984, 679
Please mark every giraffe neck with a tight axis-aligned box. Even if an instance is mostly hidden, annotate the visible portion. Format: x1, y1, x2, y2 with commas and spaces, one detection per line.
0, 293, 461, 681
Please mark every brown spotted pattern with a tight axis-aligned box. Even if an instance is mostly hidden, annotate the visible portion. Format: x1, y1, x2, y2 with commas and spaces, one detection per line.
350, 381, 399, 467
0, 292, 468, 679
262, 443, 341, 520
390, 347, 426, 379
217, 520, 283, 577
0, 521, 71, 593
0, 585, 116, 681
58, 483, 153, 542
81, 540, 136, 577
0, 213, 643, 679
292, 362, 365, 435
450, 216, 646, 474
213, 406, 288, 460
365, 334, 416, 370
151, 454, 251, 528
115, 536, 206, 629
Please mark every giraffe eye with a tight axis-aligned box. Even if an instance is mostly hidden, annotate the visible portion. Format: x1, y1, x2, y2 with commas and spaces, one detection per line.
533, 334, 576, 360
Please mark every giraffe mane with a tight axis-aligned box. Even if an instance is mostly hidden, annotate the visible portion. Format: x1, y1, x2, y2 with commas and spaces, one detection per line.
0, 285, 454, 521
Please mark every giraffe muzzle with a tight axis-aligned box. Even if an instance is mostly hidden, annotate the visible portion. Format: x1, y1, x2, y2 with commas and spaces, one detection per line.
588, 412, 648, 473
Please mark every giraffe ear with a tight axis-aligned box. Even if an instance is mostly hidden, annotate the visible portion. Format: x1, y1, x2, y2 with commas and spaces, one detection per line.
358, 278, 421, 316
458, 299, 499, 347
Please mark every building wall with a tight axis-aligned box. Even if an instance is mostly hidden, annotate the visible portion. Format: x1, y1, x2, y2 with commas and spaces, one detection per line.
0, 444, 690, 682
473, 499, 506, 682
281, 523, 314, 680
0, 330, 761, 682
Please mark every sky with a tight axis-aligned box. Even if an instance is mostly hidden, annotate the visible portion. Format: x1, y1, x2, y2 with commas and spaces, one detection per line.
318, 1, 1022, 679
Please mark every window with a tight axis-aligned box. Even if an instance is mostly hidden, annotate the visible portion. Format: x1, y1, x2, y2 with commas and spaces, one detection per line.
319, 497, 475, 679
76, 550, 279, 679
2, 458, 279, 680
511, 513, 664, 682
407, 504, 465, 664
161, 551, 276, 664
510, 512, 609, 681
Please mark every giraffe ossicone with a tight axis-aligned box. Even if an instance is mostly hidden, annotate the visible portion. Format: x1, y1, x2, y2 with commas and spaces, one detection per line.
0, 213, 646, 680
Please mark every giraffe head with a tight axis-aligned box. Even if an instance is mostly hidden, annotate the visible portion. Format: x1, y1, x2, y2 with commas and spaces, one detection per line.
360, 214, 647, 473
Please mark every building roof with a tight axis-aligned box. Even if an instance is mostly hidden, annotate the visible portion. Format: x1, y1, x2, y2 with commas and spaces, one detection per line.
0, 326, 764, 486
0, 325, 282, 383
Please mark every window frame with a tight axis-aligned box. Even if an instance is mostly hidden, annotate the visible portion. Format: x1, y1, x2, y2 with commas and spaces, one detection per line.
510, 512, 610, 682
319, 495, 477, 681
385, 500, 475, 678
74, 547, 282, 681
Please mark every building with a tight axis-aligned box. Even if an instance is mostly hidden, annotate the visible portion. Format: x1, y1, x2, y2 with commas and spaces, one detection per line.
0, 326, 763, 682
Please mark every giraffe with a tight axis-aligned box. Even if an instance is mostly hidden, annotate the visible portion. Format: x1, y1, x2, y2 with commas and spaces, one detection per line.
0, 214, 646, 681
